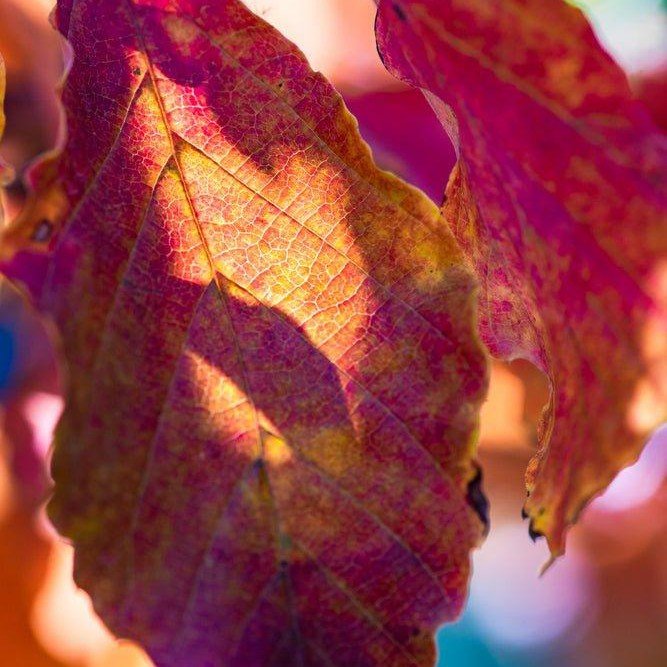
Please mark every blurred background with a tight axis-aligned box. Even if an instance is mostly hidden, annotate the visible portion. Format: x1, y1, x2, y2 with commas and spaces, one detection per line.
0, 0, 665, 665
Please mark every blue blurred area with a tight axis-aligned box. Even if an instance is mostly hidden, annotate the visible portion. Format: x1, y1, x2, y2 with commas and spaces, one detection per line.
437, 617, 503, 667
0, 323, 16, 395
437, 615, 562, 667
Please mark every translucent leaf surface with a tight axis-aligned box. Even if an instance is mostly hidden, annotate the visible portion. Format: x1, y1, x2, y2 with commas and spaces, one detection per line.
375, 0, 667, 554
2, 2, 488, 664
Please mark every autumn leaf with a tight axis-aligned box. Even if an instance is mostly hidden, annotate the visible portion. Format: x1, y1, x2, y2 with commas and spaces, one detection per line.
0, 0, 69, 260
1, 1, 489, 664
0, 57, 5, 172
375, 0, 667, 555
0, 0, 62, 181
634, 64, 667, 132
0, 57, 15, 188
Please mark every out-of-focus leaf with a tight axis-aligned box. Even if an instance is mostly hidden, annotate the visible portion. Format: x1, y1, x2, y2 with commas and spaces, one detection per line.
2, 1, 488, 664
0, 55, 59, 666
0, 0, 69, 254
375, 0, 667, 555
0, 279, 60, 506
0, 499, 63, 667
0, 57, 14, 187
345, 87, 456, 203
634, 64, 667, 132
0, 57, 5, 162
0, 0, 62, 210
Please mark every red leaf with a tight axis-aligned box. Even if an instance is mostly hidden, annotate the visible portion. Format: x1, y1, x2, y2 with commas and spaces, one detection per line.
634, 64, 667, 132
345, 87, 456, 204
2, 1, 488, 664
375, 0, 667, 555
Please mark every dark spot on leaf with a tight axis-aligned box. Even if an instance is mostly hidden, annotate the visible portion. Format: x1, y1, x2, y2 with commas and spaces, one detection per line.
133, 67, 141, 76
392, 2, 407, 22
465, 464, 489, 535
32, 219, 53, 243
528, 522, 544, 542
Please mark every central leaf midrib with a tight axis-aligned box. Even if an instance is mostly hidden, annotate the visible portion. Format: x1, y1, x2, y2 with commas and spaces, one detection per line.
125, 2, 306, 659
120, 4, 480, 660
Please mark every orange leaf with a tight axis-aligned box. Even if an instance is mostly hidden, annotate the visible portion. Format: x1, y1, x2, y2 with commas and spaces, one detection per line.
375, 0, 667, 555
3, 1, 488, 664
0, 57, 15, 187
